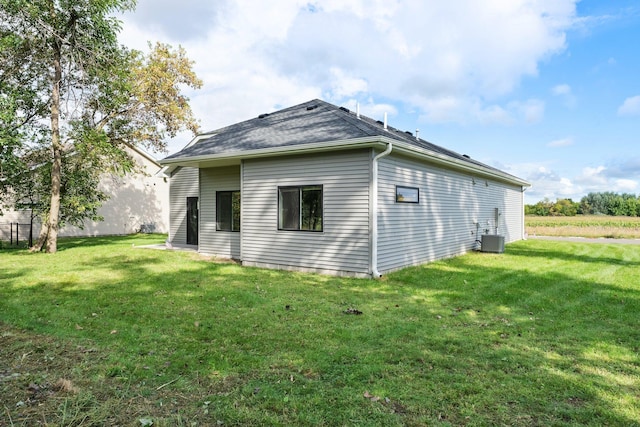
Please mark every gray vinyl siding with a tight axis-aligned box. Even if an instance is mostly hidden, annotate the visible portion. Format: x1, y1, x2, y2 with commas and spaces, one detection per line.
241, 150, 371, 276
377, 154, 524, 273
169, 167, 199, 245
199, 166, 241, 258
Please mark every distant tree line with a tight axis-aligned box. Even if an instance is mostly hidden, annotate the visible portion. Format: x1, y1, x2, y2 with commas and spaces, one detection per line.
525, 192, 640, 216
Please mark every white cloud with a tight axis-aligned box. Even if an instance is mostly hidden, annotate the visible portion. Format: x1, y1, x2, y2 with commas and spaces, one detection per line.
477, 104, 513, 125
547, 137, 573, 147
510, 161, 640, 203
326, 68, 369, 99
615, 179, 638, 192
412, 97, 544, 125
575, 166, 608, 185
618, 95, 640, 116
551, 83, 576, 107
119, 0, 324, 153
552, 84, 571, 95
416, 97, 512, 125
510, 99, 545, 123
511, 162, 579, 202
123, 0, 226, 41
567, 165, 638, 196
342, 98, 398, 121
605, 157, 640, 178
117, 0, 578, 151
503, 162, 558, 192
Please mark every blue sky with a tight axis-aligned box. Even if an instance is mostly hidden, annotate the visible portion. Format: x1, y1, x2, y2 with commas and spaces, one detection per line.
118, 0, 640, 204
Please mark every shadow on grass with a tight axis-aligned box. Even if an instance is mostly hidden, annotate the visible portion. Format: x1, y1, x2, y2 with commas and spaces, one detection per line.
0, 234, 166, 257
55, 233, 167, 250
389, 268, 638, 423
1, 237, 639, 425
507, 241, 640, 267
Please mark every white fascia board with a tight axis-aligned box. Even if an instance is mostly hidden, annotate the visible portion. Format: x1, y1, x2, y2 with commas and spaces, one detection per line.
155, 165, 173, 178
158, 136, 385, 166
182, 132, 217, 151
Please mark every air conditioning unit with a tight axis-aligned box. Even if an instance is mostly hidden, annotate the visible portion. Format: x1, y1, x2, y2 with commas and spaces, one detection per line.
481, 234, 505, 253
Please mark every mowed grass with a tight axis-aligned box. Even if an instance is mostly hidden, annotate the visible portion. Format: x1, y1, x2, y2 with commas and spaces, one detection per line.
1, 235, 639, 426
526, 215, 640, 239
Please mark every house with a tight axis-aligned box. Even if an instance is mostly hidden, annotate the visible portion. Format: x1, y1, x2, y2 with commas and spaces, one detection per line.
160, 99, 530, 278
1, 144, 169, 240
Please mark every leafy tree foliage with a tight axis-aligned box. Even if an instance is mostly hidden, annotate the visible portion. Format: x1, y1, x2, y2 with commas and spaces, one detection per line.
525, 198, 579, 216
526, 193, 640, 217
0, 18, 49, 214
0, 0, 202, 252
579, 192, 640, 217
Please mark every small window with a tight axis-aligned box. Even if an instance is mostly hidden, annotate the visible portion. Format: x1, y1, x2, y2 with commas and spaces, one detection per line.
278, 186, 323, 231
396, 186, 419, 203
216, 191, 240, 231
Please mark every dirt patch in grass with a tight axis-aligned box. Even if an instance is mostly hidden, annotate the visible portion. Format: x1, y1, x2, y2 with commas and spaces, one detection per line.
0, 324, 226, 426
1, 324, 89, 423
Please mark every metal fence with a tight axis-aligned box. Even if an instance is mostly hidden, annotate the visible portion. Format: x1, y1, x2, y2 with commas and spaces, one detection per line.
0, 222, 33, 247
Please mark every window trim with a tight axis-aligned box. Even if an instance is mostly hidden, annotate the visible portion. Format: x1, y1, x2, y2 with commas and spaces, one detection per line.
277, 185, 323, 232
216, 190, 241, 232
396, 185, 420, 204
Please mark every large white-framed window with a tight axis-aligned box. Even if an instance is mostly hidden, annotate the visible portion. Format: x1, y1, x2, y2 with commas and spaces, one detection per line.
216, 191, 240, 231
278, 185, 323, 231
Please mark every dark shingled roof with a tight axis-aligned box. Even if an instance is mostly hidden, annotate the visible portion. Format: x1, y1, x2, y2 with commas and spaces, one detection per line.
163, 99, 517, 179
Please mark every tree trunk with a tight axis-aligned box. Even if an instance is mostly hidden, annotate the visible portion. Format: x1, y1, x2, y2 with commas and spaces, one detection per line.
32, 23, 64, 253
30, 214, 49, 252
46, 39, 63, 253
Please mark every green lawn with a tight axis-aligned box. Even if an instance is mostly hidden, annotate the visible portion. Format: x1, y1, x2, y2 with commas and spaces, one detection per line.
1, 235, 639, 426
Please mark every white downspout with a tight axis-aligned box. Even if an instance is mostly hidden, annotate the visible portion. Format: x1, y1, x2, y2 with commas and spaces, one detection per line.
521, 186, 527, 240
240, 160, 244, 260
371, 142, 393, 278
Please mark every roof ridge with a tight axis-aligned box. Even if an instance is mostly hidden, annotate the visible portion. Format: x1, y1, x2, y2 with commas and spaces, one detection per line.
325, 103, 394, 139
162, 98, 527, 184
198, 99, 325, 135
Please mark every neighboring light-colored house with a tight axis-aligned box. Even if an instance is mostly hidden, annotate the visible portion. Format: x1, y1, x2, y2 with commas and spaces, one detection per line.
160, 99, 530, 278
1, 144, 168, 239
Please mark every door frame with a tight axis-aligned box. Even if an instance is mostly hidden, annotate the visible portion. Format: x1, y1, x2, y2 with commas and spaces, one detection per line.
186, 196, 199, 245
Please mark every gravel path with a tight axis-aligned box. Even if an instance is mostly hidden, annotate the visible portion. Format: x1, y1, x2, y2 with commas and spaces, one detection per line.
527, 235, 640, 245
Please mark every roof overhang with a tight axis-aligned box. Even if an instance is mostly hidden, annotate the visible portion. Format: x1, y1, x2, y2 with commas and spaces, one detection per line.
159, 136, 530, 187
158, 136, 381, 175
389, 139, 531, 187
